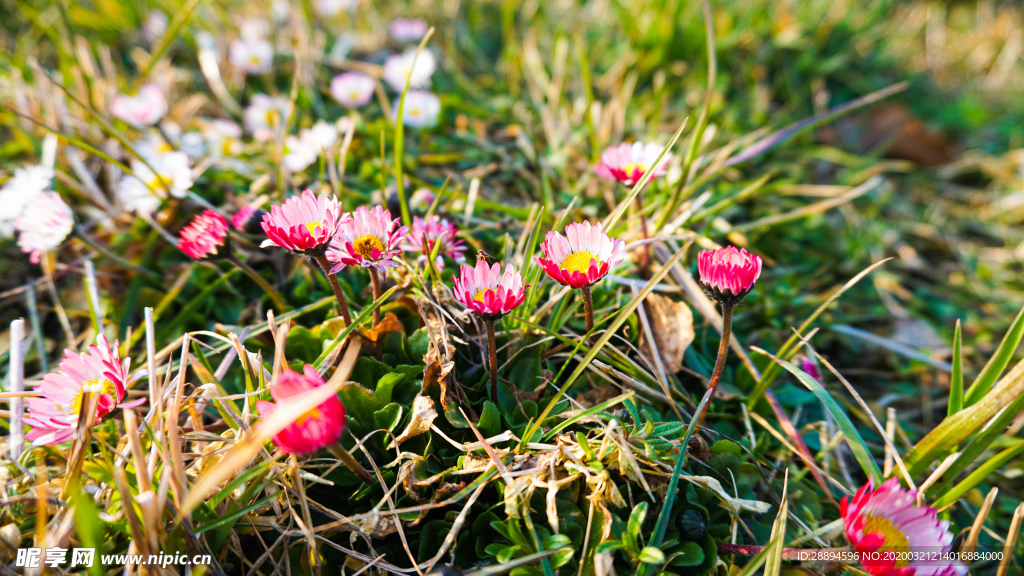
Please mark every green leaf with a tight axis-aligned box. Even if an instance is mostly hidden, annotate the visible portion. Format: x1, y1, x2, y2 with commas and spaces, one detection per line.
764, 473, 788, 576
373, 403, 404, 433
638, 547, 666, 564
72, 490, 105, 576
628, 501, 649, 539
964, 304, 1024, 407
904, 356, 1024, 476
932, 439, 1024, 508
930, 391, 1024, 498
478, 401, 501, 438
752, 347, 883, 483
668, 541, 704, 567
596, 540, 625, 553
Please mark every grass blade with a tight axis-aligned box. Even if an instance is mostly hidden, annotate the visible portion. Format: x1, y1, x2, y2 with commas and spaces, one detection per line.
963, 304, 1024, 407
948, 319, 964, 417
751, 347, 883, 483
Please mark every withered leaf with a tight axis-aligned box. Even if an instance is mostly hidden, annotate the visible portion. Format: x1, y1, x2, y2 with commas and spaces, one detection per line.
388, 394, 438, 448
638, 293, 694, 373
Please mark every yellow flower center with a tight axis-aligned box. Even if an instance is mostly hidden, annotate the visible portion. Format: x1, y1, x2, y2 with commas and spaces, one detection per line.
295, 406, 322, 427
560, 251, 599, 275
67, 378, 117, 417
621, 162, 646, 175
472, 288, 491, 302
353, 235, 386, 259
304, 222, 321, 237
860, 514, 910, 566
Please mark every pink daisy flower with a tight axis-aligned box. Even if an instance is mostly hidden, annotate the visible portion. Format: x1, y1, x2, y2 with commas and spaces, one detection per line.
389, 18, 428, 43
696, 246, 762, 305
842, 478, 967, 576
14, 191, 74, 264
452, 260, 528, 320
109, 83, 167, 128
256, 365, 346, 455
401, 215, 467, 269
534, 221, 626, 289
260, 190, 348, 256
330, 72, 375, 108
23, 335, 143, 446
178, 210, 229, 260
593, 141, 673, 187
325, 205, 408, 273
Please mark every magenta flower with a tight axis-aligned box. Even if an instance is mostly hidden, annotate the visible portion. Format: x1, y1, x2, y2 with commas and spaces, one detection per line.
110, 83, 167, 128
534, 221, 626, 289
842, 478, 967, 576
24, 335, 143, 446
696, 246, 762, 305
593, 141, 673, 187
15, 191, 74, 264
326, 205, 408, 273
260, 190, 348, 256
452, 260, 527, 320
178, 210, 229, 260
330, 72, 375, 108
401, 215, 466, 269
256, 365, 346, 455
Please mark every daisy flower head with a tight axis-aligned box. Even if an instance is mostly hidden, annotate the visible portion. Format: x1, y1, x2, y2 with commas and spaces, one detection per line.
382, 48, 436, 91
229, 38, 274, 75
24, 335, 143, 446
260, 190, 347, 256
313, 0, 355, 17
256, 365, 346, 455
117, 150, 194, 214
696, 246, 762, 305
15, 191, 74, 264
401, 215, 467, 269
842, 478, 967, 576
394, 90, 441, 129
534, 221, 626, 289
452, 260, 528, 320
331, 72, 375, 108
244, 94, 290, 141
593, 141, 673, 187
110, 83, 168, 128
326, 205, 408, 273
281, 134, 319, 173
178, 210, 230, 260
0, 164, 54, 236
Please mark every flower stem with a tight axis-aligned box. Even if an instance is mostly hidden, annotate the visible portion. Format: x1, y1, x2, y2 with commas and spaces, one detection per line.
485, 319, 499, 403
228, 254, 288, 312
328, 444, 374, 484
580, 284, 595, 341
693, 302, 733, 430
313, 254, 353, 326
635, 194, 651, 279
368, 268, 382, 328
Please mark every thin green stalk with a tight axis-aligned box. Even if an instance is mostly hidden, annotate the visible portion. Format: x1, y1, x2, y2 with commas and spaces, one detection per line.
328, 444, 375, 484
369, 268, 382, 328
580, 285, 595, 337
694, 302, 733, 429
313, 254, 353, 326
486, 319, 499, 403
